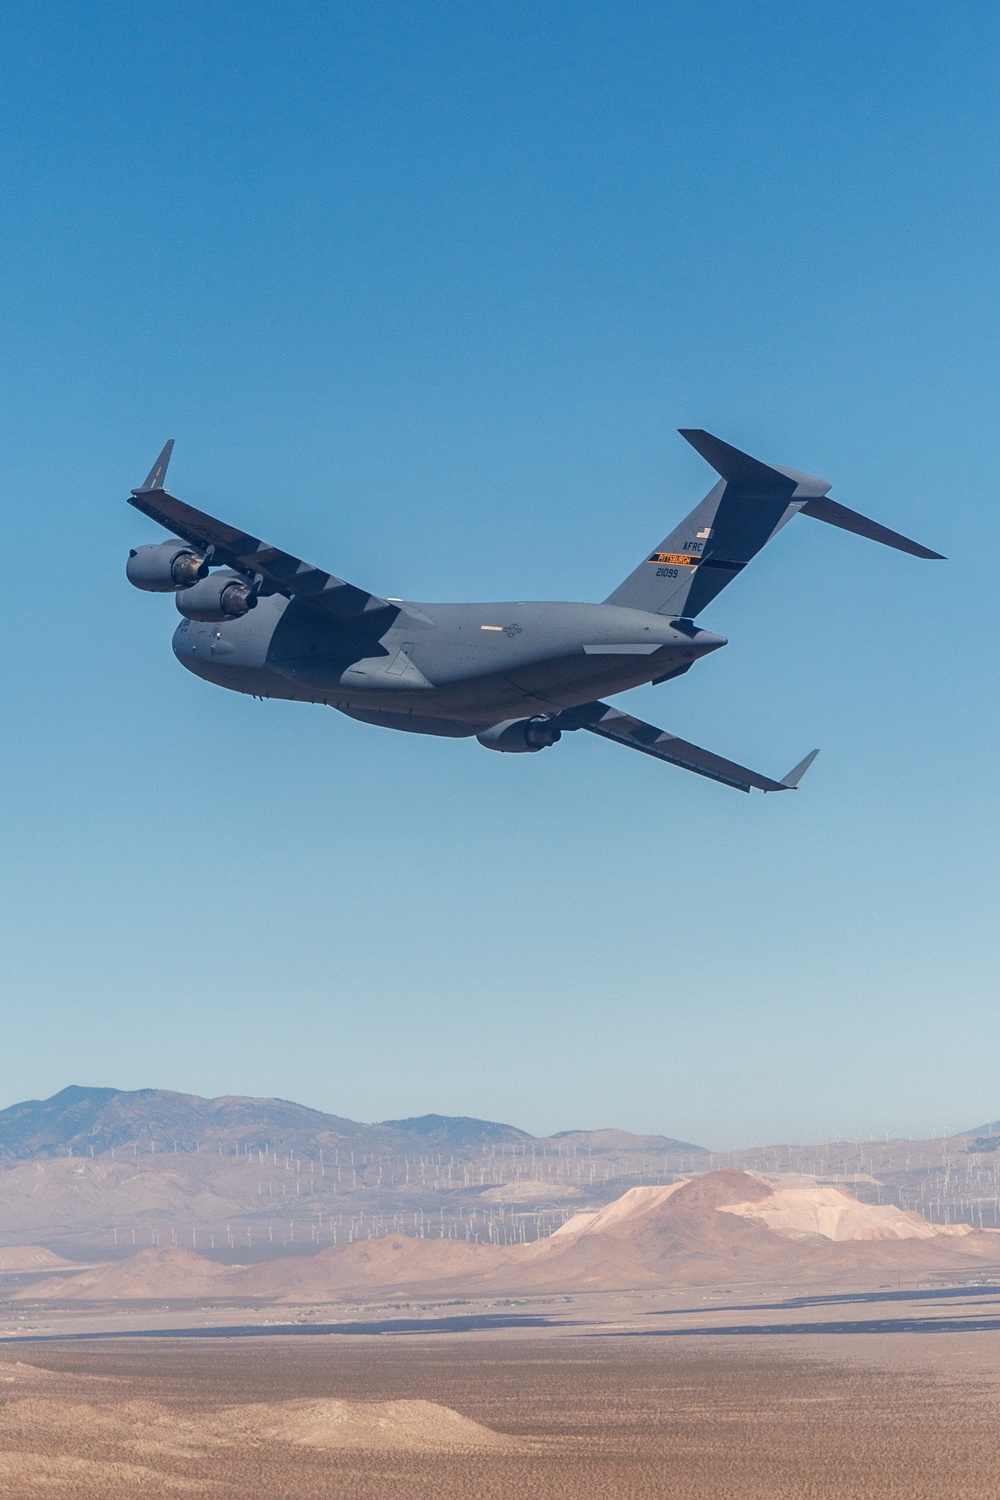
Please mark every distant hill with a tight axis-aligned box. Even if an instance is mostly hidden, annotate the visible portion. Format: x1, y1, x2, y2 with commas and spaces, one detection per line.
380, 1115, 531, 1147
547, 1128, 707, 1155
0, 1086, 537, 1161
960, 1123, 1000, 1151
0, 1087, 712, 1165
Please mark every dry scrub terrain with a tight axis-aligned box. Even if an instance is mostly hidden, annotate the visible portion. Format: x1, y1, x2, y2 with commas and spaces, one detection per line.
1, 1336, 998, 1498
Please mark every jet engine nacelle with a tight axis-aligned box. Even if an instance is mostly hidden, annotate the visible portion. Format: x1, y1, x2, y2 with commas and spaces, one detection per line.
127, 539, 209, 592
476, 715, 562, 753
175, 570, 257, 622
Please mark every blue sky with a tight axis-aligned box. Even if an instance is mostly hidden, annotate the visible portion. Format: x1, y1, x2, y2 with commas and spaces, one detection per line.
0, 1, 996, 1147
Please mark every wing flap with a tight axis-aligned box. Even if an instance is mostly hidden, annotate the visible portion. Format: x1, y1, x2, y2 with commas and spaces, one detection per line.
559, 700, 816, 794
129, 449, 393, 618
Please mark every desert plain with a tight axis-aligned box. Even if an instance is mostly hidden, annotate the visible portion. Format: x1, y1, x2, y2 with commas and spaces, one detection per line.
5, 1165, 1000, 1497
4, 1295, 1000, 1499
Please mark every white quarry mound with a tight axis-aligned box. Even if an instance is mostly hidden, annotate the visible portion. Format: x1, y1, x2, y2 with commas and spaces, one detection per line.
719, 1184, 974, 1242
549, 1182, 687, 1240
549, 1173, 974, 1251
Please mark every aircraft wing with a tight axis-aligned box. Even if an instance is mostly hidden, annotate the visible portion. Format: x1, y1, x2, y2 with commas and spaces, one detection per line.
128, 441, 394, 618
557, 700, 818, 794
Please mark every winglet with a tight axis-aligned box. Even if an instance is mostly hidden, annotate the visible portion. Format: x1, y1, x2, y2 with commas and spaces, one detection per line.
778, 748, 820, 790
134, 439, 174, 495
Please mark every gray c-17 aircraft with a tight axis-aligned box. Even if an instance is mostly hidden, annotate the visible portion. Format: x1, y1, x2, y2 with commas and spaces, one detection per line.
126, 429, 942, 794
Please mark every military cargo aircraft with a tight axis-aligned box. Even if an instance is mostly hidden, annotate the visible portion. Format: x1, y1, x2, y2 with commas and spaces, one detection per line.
126, 430, 941, 793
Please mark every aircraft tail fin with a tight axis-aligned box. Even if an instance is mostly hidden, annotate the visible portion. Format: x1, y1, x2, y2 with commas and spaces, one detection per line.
604, 429, 942, 618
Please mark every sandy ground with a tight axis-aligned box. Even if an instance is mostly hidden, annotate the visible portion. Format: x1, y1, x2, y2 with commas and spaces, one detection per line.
8, 1269, 1000, 1374
3, 1279, 1000, 1496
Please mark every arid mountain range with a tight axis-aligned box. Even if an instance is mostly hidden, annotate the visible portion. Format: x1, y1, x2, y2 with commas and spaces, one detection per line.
0, 1087, 514, 1159
1, 1086, 998, 1260
0, 1086, 704, 1161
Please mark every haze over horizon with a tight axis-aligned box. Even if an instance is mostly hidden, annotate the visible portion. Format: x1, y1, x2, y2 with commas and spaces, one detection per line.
0, 2, 996, 1149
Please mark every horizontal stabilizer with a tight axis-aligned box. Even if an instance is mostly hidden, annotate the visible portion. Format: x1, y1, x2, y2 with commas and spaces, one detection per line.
136, 440, 174, 494
678, 429, 797, 492
799, 496, 944, 559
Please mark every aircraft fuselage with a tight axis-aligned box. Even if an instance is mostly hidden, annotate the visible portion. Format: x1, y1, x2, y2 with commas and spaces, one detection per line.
173, 596, 726, 735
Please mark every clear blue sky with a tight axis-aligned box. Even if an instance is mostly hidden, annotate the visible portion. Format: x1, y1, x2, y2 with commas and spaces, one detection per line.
0, 1, 996, 1148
